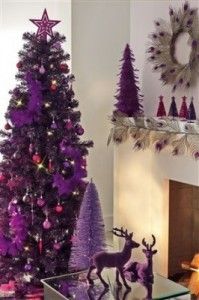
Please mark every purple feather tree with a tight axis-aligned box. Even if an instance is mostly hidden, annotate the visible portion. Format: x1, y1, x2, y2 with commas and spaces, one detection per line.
69, 179, 106, 271
114, 44, 143, 117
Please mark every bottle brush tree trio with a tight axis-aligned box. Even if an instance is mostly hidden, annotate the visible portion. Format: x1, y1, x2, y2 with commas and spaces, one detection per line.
0, 9, 93, 291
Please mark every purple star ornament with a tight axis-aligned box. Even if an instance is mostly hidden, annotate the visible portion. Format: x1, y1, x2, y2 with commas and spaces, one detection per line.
30, 9, 60, 40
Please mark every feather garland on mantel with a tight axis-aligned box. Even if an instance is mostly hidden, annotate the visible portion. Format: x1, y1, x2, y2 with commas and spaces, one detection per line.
108, 112, 199, 160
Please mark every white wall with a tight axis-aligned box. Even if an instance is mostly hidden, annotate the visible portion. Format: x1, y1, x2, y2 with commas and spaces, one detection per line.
0, 0, 71, 128
72, 0, 130, 229
130, 0, 199, 117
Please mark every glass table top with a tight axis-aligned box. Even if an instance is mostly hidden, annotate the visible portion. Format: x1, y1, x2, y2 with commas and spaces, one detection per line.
41, 269, 190, 300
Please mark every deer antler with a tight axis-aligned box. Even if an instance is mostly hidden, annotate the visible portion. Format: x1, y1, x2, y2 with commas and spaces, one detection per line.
142, 238, 150, 250
149, 234, 156, 250
142, 235, 156, 250
112, 227, 127, 238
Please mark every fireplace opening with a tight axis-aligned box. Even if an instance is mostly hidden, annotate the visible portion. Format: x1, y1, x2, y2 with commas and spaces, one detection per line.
168, 180, 199, 285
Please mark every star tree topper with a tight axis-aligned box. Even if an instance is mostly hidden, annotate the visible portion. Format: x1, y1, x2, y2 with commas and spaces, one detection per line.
30, 9, 60, 40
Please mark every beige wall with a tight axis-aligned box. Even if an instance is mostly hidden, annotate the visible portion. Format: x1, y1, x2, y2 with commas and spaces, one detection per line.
72, 0, 130, 229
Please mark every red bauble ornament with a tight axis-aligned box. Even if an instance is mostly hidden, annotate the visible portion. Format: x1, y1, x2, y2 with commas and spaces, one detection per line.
38, 238, 43, 254
55, 204, 63, 213
0, 173, 6, 182
50, 84, 57, 91
16, 61, 23, 69
4, 122, 12, 130
60, 63, 69, 73
48, 159, 53, 172
32, 153, 42, 164
65, 120, 73, 130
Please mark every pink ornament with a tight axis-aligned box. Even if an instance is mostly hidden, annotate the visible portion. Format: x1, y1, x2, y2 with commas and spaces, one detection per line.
39, 65, 45, 74
53, 242, 61, 250
43, 218, 51, 230
37, 196, 46, 207
29, 143, 34, 154
55, 204, 63, 213
65, 120, 73, 130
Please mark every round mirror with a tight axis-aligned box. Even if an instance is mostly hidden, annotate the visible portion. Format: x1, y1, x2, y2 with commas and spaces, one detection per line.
174, 32, 192, 65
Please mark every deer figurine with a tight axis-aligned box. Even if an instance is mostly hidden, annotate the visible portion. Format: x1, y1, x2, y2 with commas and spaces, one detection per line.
124, 234, 157, 284
86, 227, 140, 289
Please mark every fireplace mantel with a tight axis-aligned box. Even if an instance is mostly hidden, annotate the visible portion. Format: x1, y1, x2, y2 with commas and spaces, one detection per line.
113, 140, 199, 277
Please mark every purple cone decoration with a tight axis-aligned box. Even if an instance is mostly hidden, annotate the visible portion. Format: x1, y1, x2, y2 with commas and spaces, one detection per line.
69, 179, 106, 271
0, 9, 93, 291
188, 97, 196, 120
168, 96, 178, 117
114, 44, 143, 117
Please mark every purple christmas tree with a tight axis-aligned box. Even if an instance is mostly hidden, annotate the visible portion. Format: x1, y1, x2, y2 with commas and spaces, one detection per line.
188, 97, 196, 120
168, 96, 178, 118
69, 179, 106, 271
114, 44, 143, 117
0, 9, 93, 291
156, 95, 166, 117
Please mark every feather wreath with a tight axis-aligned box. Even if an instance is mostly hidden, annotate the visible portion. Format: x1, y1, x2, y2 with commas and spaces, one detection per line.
147, 1, 199, 91
108, 112, 199, 159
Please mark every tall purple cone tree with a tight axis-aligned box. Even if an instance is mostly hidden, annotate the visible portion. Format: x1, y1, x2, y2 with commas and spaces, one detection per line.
0, 9, 93, 292
114, 44, 143, 117
69, 180, 106, 271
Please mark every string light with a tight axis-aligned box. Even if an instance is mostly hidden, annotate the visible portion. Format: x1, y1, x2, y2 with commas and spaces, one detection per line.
44, 102, 51, 108
37, 163, 45, 170
15, 99, 23, 107
52, 79, 57, 85
47, 130, 53, 136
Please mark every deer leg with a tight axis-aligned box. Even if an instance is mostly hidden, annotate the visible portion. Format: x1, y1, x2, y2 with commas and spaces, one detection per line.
118, 268, 131, 290
116, 268, 122, 288
96, 267, 109, 289
87, 265, 95, 285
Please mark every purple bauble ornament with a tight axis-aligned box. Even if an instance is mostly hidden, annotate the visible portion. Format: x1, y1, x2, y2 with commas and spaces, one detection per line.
24, 263, 32, 271
51, 121, 57, 129
75, 125, 84, 135
63, 161, 70, 168
53, 41, 62, 50
37, 196, 46, 207
43, 218, 51, 229
39, 65, 45, 74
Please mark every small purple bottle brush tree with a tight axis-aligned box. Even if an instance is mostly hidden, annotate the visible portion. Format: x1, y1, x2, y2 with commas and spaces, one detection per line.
0, 9, 93, 292
69, 179, 106, 271
114, 44, 143, 117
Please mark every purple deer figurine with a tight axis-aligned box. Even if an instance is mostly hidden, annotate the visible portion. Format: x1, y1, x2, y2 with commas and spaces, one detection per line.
125, 234, 157, 284
87, 227, 140, 289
